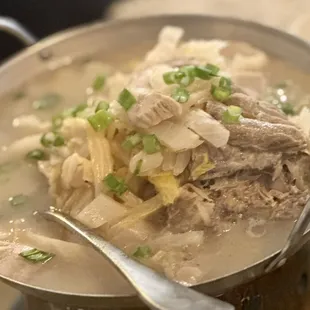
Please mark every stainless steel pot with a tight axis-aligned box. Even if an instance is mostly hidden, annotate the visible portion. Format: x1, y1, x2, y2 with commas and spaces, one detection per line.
1, 14, 310, 310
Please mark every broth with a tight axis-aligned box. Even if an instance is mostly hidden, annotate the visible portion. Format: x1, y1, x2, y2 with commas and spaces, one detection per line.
0, 39, 308, 295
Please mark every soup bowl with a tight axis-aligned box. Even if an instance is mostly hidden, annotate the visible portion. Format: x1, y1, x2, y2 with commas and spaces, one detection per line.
1, 14, 310, 310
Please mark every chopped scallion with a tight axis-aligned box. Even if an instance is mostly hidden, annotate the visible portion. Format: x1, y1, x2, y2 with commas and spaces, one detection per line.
132, 246, 152, 259
211, 86, 231, 101
118, 88, 136, 111
195, 66, 213, 80
32, 93, 62, 110
134, 159, 143, 175
222, 105, 243, 124
71, 103, 88, 117
122, 133, 142, 150
205, 63, 220, 75
281, 102, 296, 115
219, 77, 232, 88
9, 194, 28, 206
52, 115, 63, 130
142, 134, 161, 154
171, 87, 190, 103
177, 68, 195, 87
103, 173, 128, 196
19, 248, 55, 264
163, 71, 177, 84
87, 110, 114, 131
26, 149, 48, 161
92, 75, 106, 91
40, 132, 65, 147
95, 101, 109, 113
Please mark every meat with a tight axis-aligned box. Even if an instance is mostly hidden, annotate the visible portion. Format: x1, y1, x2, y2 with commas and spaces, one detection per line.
227, 118, 307, 152
128, 92, 182, 128
192, 143, 282, 180
205, 100, 307, 153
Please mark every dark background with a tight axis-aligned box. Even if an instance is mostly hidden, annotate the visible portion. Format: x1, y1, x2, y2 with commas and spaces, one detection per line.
0, 0, 115, 61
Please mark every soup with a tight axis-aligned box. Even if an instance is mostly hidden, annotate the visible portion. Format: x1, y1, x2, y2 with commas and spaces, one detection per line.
0, 26, 309, 295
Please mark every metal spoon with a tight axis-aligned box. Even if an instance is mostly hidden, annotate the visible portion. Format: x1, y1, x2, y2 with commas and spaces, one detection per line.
41, 209, 234, 310
265, 197, 310, 273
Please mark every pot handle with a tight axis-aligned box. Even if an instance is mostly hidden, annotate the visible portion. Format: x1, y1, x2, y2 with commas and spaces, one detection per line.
0, 16, 37, 46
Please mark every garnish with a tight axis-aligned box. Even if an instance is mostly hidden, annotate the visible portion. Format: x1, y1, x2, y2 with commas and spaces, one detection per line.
142, 134, 161, 154
87, 110, 114, 131
134, 159, 143, 175
222, 105, 243, 124
132, 246, 152, 259
103, 173, 128, 196
122, 133, 142, 150
9, 194, 28, 206
41, 132, 65, 147
32, 93, 62, 110
211, 77, 232, 102
95, 101, 110, 113
26, 149, 48, 161
19, 248, 55, 264
92, 75, 106, 91
118, 88, 136, 111
171, 87, 190, 103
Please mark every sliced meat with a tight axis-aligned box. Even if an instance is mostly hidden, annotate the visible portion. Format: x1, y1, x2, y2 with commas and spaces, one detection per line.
191, 143, 281, 180
205, 101, 307, 153
227, 118, 307, 153
225, 93, 292, 125
128, 92, 182, 128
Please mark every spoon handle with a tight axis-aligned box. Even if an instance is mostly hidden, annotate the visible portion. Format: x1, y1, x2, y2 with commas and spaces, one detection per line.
42, 210, 234, 310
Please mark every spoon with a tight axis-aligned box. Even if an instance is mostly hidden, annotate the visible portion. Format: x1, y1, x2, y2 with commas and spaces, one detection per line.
41, 209, 234, 310
265, 197, 310, 273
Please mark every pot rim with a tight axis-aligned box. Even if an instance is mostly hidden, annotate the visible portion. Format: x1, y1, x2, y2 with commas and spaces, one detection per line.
1, 14, 310, 305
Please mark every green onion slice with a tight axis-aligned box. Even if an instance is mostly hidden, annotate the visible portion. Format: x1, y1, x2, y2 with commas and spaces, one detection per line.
222, 105, 243, 124
95, 101, 109, 113
87, 110, 114, 131
132, 246, 152, 259
26, 149, 48, 161
92, 75, 106, 91
195, 66, 213, 80
163, 71, 177, 84
281, 102, 296, 115
205, 63, 220, 75
142, 134, 161, 154
122, 133, 142, 150
211, 86, 231, 101
219, 77, 232, 88
134, 159, 143, 175
171, 87, 190, 103
32, 93, 62, 110
103, 174, 128, 196
52, 115, 64, 130
118, 88, 137, 111
41, 132, 65, 147
9, 194, 28, 206
19, 248, 55, 264
71, 103, 88, 117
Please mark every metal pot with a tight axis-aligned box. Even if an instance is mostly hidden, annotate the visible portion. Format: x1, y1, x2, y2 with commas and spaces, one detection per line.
1, 15, 310, 310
